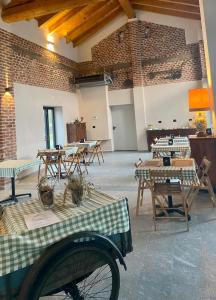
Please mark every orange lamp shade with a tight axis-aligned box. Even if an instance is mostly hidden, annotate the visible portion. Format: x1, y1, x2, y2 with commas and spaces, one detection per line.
188, 88, 211, 112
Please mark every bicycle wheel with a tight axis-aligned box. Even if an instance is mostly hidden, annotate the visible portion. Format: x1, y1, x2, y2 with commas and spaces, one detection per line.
20, 245, 120, 300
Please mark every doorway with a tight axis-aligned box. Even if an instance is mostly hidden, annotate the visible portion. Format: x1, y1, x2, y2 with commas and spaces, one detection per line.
111, 104, 137, 151
43, 107, 56, 149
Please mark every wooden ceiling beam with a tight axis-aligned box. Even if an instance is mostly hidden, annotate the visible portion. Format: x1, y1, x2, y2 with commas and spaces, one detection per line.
66, 1, 120, 42
160, 0, 199, 5
1, 0, 105, 23
132, 0, 200, 13
73, 8, 122, 46
47, 1, 105, 36
38, 8, 83, 29
118, 0, 136, 19
133, 4, 200, 20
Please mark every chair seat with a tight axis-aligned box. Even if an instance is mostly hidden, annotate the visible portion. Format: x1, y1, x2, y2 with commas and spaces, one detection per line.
153, 182, 182, 194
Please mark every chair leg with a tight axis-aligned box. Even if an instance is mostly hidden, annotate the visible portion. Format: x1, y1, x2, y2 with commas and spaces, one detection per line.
152, 195, 157, 231
99, 146, 104, 163
140, 181, 144, 206
136, 179, 141, 216
96, 152, 101, 165
182, 195, 189, 231
206, 177, 216, 207
38, 165, 41, 182
187, 187, 199, 211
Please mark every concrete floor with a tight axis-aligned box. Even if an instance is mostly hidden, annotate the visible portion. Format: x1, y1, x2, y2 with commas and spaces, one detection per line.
1, 151, 216, 300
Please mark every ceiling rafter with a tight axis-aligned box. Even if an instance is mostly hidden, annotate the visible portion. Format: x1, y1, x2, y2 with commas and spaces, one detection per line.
159, 0, 199, 5
131, 0, 200, 13
0, 0, 201, 46
46, 1, 105, 36
66, 1, 120, 42
133, 3, 200, 20
37, 9, 77, 28
118, 0, 136, 19
73, 7, 122, 46
1, 0, 105, 23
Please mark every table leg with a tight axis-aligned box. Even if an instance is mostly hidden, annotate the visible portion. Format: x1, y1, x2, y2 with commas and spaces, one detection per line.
0, 177, 31, 204
156, 190, 191, 221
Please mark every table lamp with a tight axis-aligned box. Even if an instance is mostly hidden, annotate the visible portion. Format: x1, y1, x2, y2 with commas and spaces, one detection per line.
188, 88, 211, 136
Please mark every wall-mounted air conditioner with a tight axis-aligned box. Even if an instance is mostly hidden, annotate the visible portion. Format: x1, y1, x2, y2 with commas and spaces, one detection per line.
74, 73, 113, 87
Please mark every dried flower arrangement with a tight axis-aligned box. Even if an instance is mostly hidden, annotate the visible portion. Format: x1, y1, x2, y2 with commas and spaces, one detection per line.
74, 116, 84, 124
63, 175, 84, 206
37, 177, 55, 208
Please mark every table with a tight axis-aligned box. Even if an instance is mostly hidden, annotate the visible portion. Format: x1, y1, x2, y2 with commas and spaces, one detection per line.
66, 141, 97, 149
146, 128, 197, 151
156, 137, 189, 144
38, 147, 78, 157
135, 158, 198, 218
0, 189, 129, 276
37, 147, 78, 179
0, 159, 40, 203
151, 143, 191, 158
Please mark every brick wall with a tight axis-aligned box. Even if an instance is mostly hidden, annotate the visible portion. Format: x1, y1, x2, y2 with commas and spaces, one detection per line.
0, 27, 78, 187
78, 20, 204, 90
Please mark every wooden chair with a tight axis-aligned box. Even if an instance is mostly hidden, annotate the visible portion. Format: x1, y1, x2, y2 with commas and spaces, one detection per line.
88, 141, 104, 165
186, 157, 216, 210
64, 147, 88, 175
135, 158, 151, 216
37, 150, 66, 181
149, 169, 189, 231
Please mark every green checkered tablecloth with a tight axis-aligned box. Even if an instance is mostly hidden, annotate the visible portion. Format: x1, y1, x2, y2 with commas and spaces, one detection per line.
135, 159, 197, 182
151, 143, 190, 153
0, 160, 41, 178
156, 139, 189, 145
159, 137, 188, 142
0, 189, 129, 276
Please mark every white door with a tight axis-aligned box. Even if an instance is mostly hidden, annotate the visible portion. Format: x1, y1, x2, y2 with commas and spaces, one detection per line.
111, 104, 137, 151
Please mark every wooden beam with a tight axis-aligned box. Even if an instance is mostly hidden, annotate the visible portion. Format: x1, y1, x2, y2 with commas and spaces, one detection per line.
1, 0, 105, 23
73, 8, 122, 46
47, 1, 105, 36
66, 1, 120, 42
36, 13, 58, 27
38, 8, 82, 29
133, 4, 200, 20
161, 0, 199, 5
132, 0, 200, 13
118, 0, 135, 18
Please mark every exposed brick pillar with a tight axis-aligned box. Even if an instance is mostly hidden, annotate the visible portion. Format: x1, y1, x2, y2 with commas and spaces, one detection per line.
128, 20, 143, 87
0, 32, 17, 187
128, 19, 147, 150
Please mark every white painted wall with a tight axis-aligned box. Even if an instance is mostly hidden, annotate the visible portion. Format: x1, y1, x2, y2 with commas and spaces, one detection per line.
109, 89, 133, 106
77, 86, 113, 151
14, 83, 80, 159
0, 9, 78, 61
136, 10, 202, 45
144, 80, 202, 129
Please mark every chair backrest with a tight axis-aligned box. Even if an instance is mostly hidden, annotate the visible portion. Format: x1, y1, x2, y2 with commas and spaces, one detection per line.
149, 169, 183, 183
197, 157, 211, 179
37, 150, 62, 161
134, 158, 143, 168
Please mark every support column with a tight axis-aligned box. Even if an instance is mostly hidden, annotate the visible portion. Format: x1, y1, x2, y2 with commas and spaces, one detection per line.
128, 19, 148, 151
